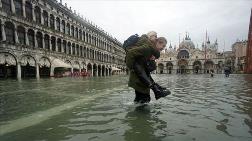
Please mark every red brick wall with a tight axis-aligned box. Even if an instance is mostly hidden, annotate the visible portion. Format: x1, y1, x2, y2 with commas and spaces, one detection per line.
246, 9, 252, 73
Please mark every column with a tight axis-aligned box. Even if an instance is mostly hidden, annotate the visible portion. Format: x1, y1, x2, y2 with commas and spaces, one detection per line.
49, 36, 52, 50
61, 40, 64, 53
55, 38, 58, 52
71, 67, 73, 73
0, 0, 2, 8
14, 26, 19, 44
17, 62, 21, 80
25, 29, 29, 46
1, 21, 6, 41
41, 12, 44, 25
36, 64, 40, 79
91, 65, 93, 77
11, 0, 15, 14
22, 0, 26, 18
50, 67, 54, 77
32, 5, 36, 22
34, 31, 38, 48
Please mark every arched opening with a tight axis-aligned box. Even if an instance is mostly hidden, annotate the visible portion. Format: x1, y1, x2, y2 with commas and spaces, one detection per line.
50, 14, 55, 29
67, 42, 71, 55
72, 43, 75, 55
39, 57, 50, 77
79, 29, 82, 40
98, 65, 101, 76
217, 61, 223, 73
102, 65, 106, 76
93, 64, 97, 76
193, 60, 202, 74
44, 34, 50, 50
204, 60, 214, 73
5, 21, 15, 44
34, 6, 41, 24
63, 40, 67, 53
56, 17, 60, 32
177, 50, 189, 59
57, 38, 61, 52
25, 1, 33, 21
28, 29, 35, 47
76, 44, 79, 56
61, 20, 65, 34
17, 26, 25, 45
43, 11, 48, 27
21, 56, 36, 78
158, 63, 164, 74
54, 60, 72, 77
0, 53, 17, 79
66, 23, 70, 35
2, 0, 11, 13
178, 59, 188, 74
71, 25, 74, 37
75, 27, 78, 38
36, 32, 43, 48
166, 62, 173, 74
87, 63, 92, 76
51, 36, 56, 51
14, 0, 23, 16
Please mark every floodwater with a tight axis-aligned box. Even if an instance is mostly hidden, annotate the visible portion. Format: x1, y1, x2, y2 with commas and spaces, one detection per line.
0, 74, 252, 141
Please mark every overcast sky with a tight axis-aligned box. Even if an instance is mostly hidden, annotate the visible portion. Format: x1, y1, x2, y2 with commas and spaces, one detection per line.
63, 0, 251, 51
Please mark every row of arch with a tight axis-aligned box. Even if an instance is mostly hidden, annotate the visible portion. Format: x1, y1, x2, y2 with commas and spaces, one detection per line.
1, 0, 121, 52
0, 52, 126, 79
1, 20, 122, 63
157, 59, 225, 74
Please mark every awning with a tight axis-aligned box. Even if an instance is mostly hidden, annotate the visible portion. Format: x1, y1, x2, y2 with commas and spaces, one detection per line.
112, 67, 121, 71
52, 59, 72, 68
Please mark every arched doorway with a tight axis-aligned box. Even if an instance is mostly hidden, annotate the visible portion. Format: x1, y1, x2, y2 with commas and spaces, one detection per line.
20, 55, 36, 78
178, 59, 188, 74
166, 62, 173, 74
158, 63, 164, 74
39, 57, 50, 77
98, 65, 101, 76
0, 53, 17, 79
204, 60, 214, 73
193, 60, 202, 74
87, 63, 92, 76
93, 64, 97, 76
102, 65, 106, 76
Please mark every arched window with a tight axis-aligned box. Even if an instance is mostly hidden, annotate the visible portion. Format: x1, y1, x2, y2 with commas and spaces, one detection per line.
79, 29, 82, 40
63, 40, 67, 53
87, 48, 89, 58
57, 38, 61, 52
34, 6, 41, 24
17, 26, 25, 45
71, 25, 74, 37
83, 31, 85, 41
14, 0, 22, 16
61, 20, 65, 33
56, 17, 60, 32
66, 23, 70, 35
5, 22, 15, 44
28, 29, 35, 47
76, 44, 79, 56
72, 43, 75, 55
89, 34, 91, 44
25, 1, 33, 21
75, 27, 78, 38
50, 14, 55, 29
68, 42, 71, 54
2, 0, 11, 13
43, 11, 48, 27
80, 46, 83, 57
44, 34, 49, 50
36, 32, 43, 48
51, 36, 56, 51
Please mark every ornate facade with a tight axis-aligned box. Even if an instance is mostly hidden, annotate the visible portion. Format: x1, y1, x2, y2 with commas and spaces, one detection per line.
0, 0, 126, 79
156, 33, 227, 74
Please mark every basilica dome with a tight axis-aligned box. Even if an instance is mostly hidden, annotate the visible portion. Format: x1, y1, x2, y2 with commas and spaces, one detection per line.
179, 34, 195, 50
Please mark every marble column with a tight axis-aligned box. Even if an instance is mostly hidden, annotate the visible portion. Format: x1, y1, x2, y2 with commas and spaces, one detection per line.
34, 31, 38, 48
41, 12, 44, 25
14, 26, 19, 44
25, 29, 29, 46
71, 67, 73, 73
11, 0, 15, 14
55, 38, 58, 52
22, 0, 26, 18
32, 6, 36, 22
36, 64, 40, 79
49, 36, 52, 51
17, 62, 21, 80
50, 67, 54, 77
0, 0, 2, 8
1, 21, 6, 41
42, 35, 45, 49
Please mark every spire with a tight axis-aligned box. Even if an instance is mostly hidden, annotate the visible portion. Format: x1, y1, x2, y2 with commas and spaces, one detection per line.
169, 42, 172, 48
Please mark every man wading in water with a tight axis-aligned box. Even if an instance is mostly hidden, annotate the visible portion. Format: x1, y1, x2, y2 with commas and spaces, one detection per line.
125, 31, 171, 104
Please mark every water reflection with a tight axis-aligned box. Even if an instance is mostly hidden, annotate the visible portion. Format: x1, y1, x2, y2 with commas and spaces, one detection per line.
124, 104, 167, 141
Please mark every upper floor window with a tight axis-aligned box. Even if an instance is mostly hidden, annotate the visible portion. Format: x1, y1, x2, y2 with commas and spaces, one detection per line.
50, 14, 55, 29
56, 17, 60, 32
35, 6, 41, 24
2, 0, 11, 13
25, 1, 33, 21
43, 11, 48, 27
14, 0, 23, 16
5, 22, 15, 44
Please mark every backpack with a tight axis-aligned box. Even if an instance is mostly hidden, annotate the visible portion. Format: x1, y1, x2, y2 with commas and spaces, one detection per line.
123, 34, 139, 51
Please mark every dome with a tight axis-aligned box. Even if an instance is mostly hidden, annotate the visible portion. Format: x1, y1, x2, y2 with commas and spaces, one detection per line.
179, 34, 195, 49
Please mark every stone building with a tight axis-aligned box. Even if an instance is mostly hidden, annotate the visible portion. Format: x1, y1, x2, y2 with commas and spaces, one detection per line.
0, 0, 126, 79
156, 33, 227, 74
232, 40, 247, 73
